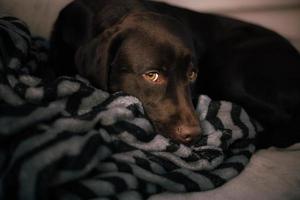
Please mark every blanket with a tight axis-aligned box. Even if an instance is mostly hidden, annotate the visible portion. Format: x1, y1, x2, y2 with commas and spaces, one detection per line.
0, 16, 256, 200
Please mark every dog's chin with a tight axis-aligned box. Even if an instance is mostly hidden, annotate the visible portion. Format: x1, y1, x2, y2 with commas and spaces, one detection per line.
151, 125, 177, 142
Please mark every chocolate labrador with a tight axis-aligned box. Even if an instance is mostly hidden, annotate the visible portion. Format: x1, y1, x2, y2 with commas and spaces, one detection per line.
49, 0, 300, 148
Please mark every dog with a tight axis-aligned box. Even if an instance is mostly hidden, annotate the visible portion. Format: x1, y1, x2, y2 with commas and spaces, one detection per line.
49, 0, 300, 148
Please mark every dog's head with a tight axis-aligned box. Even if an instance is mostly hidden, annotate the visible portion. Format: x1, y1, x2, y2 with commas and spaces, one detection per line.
75, 12, 201, 144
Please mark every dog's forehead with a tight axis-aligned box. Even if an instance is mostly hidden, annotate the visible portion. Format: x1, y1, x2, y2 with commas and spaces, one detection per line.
119, 13, 194, 72
123, 12, 193, 49
120, 32, 191, 73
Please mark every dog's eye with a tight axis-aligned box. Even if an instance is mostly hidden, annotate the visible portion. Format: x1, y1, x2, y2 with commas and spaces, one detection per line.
187, 69, 198, 82
143, 71, 160, 82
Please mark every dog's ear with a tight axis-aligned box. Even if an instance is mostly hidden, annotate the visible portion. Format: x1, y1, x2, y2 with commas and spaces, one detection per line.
75, 26, 125, 91
49, 1, 92, 76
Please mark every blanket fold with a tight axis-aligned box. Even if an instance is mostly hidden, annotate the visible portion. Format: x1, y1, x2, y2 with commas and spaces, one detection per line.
0, 16, 256, 200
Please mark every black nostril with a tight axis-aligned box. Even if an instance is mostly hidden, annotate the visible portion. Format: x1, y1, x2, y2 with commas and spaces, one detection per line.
183, 134, 192, 142
176, 125, 201, 144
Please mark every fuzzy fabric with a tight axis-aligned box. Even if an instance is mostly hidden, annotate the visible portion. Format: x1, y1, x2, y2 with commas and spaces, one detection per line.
0, 16, 256, 200
150, 143, 300, 200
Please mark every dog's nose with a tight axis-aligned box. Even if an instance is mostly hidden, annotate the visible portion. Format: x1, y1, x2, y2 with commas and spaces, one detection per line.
176, 125, 201, 144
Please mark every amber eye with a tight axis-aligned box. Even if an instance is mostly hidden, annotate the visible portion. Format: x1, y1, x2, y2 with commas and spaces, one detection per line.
187, 69, 198, 82
143, 71, 160, 82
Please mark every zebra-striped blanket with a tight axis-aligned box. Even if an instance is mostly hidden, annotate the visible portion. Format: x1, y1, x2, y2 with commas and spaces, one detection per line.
0, 16, 256, 200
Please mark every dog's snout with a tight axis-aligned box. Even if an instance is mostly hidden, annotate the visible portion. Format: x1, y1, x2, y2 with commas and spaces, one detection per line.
176, 125, 201, 144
